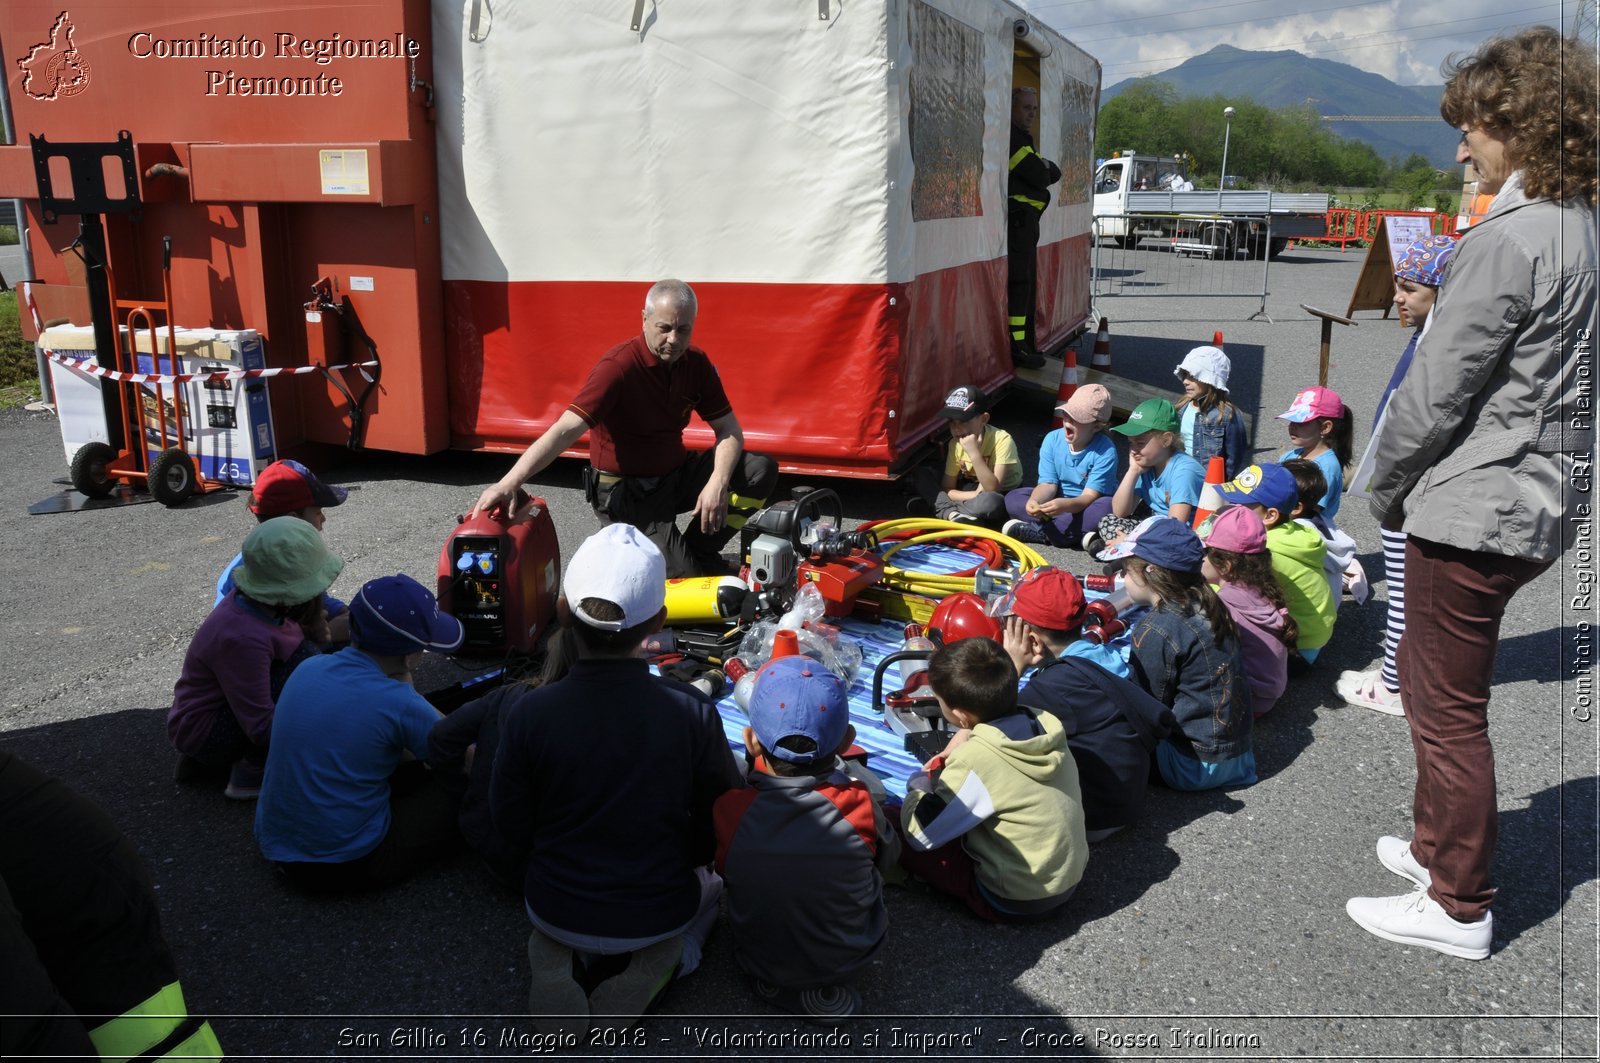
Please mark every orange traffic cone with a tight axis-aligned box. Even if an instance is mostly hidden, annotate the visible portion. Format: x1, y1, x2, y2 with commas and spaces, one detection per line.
1089, 317, 1112, 371
771, 629, 801, 660
1212, 330, 1224, 348
1051, 344, 1081, 427
1192, 455, 1227, 531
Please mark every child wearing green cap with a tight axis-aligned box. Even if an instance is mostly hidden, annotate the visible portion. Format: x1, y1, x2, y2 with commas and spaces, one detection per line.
1088, 398, 1205, 559
168, 517, 344, 800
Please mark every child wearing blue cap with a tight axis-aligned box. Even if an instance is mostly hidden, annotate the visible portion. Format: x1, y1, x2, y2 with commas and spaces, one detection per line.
1340, 233, 1459, 715
1213, 463, 1336, 664
713, 656, 899, 1022
1104, 517, 1255, 790
255, 573, 466, 894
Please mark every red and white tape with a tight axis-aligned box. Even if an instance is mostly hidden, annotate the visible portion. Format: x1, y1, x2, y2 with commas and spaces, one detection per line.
45, 351, 377, 385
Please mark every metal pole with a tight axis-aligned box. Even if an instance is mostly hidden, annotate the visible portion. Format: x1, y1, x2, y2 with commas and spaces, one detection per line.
1218, 106, 1235, 212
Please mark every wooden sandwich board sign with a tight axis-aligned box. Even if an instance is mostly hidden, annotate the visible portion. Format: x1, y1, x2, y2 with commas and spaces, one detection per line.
1345, 214, 1435, 318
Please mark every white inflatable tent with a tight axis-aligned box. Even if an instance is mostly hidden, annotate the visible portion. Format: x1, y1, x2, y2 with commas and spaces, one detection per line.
434, 0, 1098, 475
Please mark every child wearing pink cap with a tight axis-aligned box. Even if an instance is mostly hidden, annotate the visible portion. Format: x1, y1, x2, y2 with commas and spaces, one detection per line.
1201, 507, 1295, 718
1001, 383, 1118, 548
1277, 385, 1353, 521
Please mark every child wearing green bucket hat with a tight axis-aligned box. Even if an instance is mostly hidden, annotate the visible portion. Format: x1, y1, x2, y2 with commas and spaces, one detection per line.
1088, 398, 1205, 560
168, 517, 344, 800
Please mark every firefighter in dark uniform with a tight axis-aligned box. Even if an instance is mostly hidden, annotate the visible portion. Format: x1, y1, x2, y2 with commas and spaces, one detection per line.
0, 751, 223, 1061
472, 279, 778, 578
1007, 86, 1061, 370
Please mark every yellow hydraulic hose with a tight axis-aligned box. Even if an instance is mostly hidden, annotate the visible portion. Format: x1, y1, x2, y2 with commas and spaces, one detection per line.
870, 518, 1048, 598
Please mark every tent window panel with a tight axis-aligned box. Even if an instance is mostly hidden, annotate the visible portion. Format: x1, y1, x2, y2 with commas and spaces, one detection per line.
908, 1, 985, 222
1057, 77, 1098, 207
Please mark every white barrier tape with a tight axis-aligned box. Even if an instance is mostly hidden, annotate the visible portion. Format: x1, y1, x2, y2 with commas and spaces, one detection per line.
46, 351, 378, 385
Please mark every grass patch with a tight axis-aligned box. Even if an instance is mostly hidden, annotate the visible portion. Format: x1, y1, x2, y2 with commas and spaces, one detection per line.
0, 290, 40, 405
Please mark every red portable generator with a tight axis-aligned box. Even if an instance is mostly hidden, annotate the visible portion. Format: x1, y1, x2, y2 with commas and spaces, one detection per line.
437, 491, 561, 655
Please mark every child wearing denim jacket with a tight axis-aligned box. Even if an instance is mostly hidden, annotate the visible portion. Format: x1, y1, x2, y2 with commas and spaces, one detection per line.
1105, 517, 1255, 790
1174, 345, 1251, 480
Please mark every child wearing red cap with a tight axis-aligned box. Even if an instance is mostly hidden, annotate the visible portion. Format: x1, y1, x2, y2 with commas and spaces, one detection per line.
1201, 507, 1295, 718
997, 567, 1175, 840
713, 656, 898, 1021
215, 459, 350, 642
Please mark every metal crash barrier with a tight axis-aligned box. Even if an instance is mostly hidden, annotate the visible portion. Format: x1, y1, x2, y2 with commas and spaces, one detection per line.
1091, 213, 1273, 322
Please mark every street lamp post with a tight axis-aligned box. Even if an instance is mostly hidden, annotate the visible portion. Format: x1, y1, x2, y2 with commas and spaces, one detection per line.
1220, 106, 1235, 191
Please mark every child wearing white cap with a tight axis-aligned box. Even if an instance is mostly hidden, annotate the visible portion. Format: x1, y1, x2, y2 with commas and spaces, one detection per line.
489, 523, 742, 1034
1174, 344, 1251, 480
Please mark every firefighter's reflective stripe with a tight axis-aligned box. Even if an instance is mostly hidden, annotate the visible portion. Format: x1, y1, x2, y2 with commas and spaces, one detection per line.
724, 490, 766, 530
87, 981, 222, 1063
1009, 145, 1034, 169
1009, 315, 1028, 340
1010, 193, 1045, 210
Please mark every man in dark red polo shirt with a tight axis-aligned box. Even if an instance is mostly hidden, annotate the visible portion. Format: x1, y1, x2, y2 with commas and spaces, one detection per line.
472, 279, 778, 577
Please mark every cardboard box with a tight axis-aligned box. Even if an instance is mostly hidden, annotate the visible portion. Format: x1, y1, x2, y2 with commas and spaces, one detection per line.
41, 325, 277, 486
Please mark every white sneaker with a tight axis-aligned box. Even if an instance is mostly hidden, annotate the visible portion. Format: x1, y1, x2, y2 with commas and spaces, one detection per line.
1336, 670, 1404, 715
1339, 665, 1378, 684
1345, 888, 1491, 960
1375, 835, 1431, 888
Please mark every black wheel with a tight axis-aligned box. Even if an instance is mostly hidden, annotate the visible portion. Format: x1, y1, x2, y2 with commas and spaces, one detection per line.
150, 447, 197, 506
1202, 223, 1234, 259
1269, 237, 1289, 259
69, 441, 119, 498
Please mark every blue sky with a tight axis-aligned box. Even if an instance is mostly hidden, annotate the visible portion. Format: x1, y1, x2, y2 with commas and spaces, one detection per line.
1019, 0, 1592, 86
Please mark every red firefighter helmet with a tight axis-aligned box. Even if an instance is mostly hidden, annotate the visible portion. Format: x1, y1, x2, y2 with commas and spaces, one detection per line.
927, 592, 1003, 645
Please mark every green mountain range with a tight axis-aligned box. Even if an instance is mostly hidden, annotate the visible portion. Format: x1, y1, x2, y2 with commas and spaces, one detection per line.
1103, 44, 1458, 167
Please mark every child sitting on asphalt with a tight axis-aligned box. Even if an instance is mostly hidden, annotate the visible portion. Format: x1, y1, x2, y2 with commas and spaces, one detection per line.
216, 459, 350, 643
168, 517, 343, 800
1201, 506, 1295, 718
489, 524, 742, 1034
1091, 398, 1205, 559
1105, 517, 1255, 790
1213, 463, 1336, 665
1173, 345, 1251, 480
1283, 457, 1366, 606
255, 574, 465, 894
1277, 385, 1354, 522
713, 656, 899, 1022
997, 567, 1175, 841
909, 384, 1022, 525
899, 637, 1088, 921
1001, 383, 1118, 548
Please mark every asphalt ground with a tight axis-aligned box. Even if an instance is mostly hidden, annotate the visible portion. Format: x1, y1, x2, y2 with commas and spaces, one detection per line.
1, 245, 1595, 1062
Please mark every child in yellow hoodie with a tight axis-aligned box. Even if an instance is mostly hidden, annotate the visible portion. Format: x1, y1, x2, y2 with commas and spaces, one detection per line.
1213, 463, 1336, 663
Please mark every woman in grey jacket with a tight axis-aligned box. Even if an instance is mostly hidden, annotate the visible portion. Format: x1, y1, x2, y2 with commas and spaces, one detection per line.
1348, 26, 1597, 960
